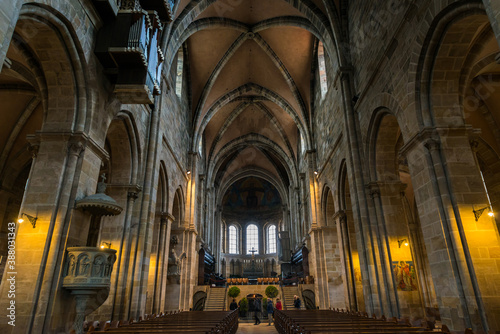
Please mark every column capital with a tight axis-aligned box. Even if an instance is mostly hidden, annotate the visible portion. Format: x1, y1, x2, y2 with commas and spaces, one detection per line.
399, 127, 439, 156
333, 210, 347, 223
469, 137, 480, 152
161, 212, 176, 223
27, 142, 39, 159
188, 151, 201, 159
68, 141, 85, 157
127, 191, 139, 200
365, 182, 381, 198
423, 138, 440, 152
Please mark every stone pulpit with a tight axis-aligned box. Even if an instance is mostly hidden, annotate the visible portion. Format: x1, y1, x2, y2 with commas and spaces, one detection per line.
63, 247, 117, 334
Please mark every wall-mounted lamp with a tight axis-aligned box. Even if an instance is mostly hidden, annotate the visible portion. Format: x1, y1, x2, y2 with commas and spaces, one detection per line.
397, 239, 409, 248
472, 206, 494, 221
100, 242, 112, 249
18, 213, 37, 228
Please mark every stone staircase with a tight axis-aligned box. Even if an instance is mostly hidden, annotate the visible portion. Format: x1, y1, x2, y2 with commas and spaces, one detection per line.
204, 287, 227, 311
282, 286, 304, 310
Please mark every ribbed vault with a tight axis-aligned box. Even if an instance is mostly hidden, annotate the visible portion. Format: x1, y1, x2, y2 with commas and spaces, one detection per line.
163, 0, 342, 208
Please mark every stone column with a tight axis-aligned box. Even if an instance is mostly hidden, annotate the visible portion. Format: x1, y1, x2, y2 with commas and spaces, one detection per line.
205, 187, 213, 249
113, 189, 139, 320
399, 189, 436, 318
129, 98, 161, 320
366, 182, 399, 318
402, 131, 500, 332
178, 152, 200, 310
299, 174, 307, 239
337, 210, 357, 310
32, 139, 85, 334
158, 213, 174, 312
339, 67, 382, 315
152, 213, 169, 313
302, 151, 329, 308
281, 205, 288, 234
330, 210, 348, 310
424, 138, 479, 329
198, 174, 206, 242
0, 133, 89, 334
290, 185, 299, 246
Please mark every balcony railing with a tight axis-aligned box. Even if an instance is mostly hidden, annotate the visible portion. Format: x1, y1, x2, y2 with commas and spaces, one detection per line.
95, 2, 164, 104
140, 0, 173, 22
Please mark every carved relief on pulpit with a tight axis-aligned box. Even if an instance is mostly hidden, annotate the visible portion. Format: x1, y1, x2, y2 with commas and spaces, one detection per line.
63, 247, 117, 289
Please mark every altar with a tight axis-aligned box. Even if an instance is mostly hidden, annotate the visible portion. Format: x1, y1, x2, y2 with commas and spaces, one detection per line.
242, 248, 263, 279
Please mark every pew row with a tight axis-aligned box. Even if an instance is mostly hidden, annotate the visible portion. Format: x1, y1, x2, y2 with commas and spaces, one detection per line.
85, 310, 238, 334
273, 309, 474, 334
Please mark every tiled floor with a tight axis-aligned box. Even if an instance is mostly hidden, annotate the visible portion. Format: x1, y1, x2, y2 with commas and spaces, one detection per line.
237, 322, 279, 333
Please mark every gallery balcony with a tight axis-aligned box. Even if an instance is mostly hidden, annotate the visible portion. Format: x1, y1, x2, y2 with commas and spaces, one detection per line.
95, 9, 164, 104
140, 0, 173, 22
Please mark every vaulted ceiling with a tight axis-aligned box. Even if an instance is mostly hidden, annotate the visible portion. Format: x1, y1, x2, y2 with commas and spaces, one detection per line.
165, 0, 341, 202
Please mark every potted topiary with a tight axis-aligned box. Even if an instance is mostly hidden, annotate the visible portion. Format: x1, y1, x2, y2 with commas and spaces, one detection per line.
239, 297, 249, 318
228, 286, 241, 299
228, 286, 240, 311
265, 285, 279, 301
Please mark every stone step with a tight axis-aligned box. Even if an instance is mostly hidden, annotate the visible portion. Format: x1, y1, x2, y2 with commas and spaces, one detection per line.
204, 287, 227, 311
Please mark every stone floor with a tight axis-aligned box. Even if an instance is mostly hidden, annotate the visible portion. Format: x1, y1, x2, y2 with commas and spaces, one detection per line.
237, 322, 278, 333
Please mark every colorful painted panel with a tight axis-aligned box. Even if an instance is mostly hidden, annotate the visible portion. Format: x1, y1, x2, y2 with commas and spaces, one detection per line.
392, 261, 418, 291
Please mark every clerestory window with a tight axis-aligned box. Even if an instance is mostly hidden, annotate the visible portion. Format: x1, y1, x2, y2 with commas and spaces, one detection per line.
246, 224, 259, 254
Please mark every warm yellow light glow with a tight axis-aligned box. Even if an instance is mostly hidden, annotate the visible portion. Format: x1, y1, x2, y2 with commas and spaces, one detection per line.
17, 218, 24, 224
314, 171, 318, 175
100, 245, 105, 249
404, 242, 409, 247
186, 171, 191, 175
488, 211, 494, 217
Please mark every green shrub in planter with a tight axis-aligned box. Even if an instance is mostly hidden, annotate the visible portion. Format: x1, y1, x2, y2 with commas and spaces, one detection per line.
265, 285, 279, 300
228, 286, 241, 298
239, 297, 249, 317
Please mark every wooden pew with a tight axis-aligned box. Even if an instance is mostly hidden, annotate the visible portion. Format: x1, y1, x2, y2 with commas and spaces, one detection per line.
86, 310, 238, 334
273, 309, 473, 334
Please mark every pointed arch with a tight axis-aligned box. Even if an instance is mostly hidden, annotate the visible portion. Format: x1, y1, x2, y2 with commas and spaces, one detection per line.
196, 83, 310, 152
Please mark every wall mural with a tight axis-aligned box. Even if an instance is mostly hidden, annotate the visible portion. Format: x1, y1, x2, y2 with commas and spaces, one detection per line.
222, 177, 281, 211
392, 260, 418, 291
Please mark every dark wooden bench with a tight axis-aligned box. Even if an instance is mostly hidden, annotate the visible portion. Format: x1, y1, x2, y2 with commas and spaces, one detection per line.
273, 309, 474, 334
85, 310, 238, 334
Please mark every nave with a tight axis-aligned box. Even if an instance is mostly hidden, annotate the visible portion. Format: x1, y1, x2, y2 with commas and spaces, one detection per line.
0, 1, 500, 334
